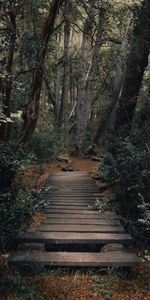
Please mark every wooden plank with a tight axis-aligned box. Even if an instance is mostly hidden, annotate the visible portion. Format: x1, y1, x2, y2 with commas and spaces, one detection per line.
36, 224, 124, 233
9, 251, 139, 267
18, 232, 132, 244
48, 202, 94, 206
45, 206, 92, 210
40, 195, 99, 199
43, 218, 121, 225
44, 213, 120, 220
41, 196, 97, 200
50, 185, 98, 188
44, 209, 100, 214
49, 184, 95, 186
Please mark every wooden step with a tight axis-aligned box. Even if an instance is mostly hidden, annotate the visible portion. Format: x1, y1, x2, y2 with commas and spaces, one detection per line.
9, 251, 139, 268
44, 209, 101, 214
36, 224, 124, 233
48, 202, 94, 206
43, 218, 121, 225
41, 196, 97, 200
17, 232, 132, 245
44, 213, 120, 220
45, 205, 92, 209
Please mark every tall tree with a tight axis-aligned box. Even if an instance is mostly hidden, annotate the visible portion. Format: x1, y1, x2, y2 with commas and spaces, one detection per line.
57, 21, 71, 130
115, 0, 150, 130
20, 0, 64, 143
93, 10, 134, 144
76, 6, 106, 151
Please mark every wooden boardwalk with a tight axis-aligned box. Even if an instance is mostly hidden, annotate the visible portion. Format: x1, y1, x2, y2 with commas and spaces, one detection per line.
9, 171, 139, 270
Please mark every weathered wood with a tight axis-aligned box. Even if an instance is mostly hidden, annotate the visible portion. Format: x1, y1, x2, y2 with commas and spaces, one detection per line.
43, 218, 121, 225
48, 202, 94, 206
17, 232, 132, 244
44, 209, 103, 214
36, 224, 124, 233
9, 171, 138, 269
44, 213, 120, 219
9, 251, 139, 268
41, 196, 97, 199
45, 205, 92, 210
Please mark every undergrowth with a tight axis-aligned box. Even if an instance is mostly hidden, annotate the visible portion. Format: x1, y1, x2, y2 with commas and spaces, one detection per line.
0, 142, 43, 250
97, 127, 150, 244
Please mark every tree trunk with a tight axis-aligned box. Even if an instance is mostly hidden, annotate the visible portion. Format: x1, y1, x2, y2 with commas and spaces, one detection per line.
76, 9, 106, 151
0, 10, 16, 141
44, 76, 58, 123
75, 8, 96, 152
57, 22, 70, 128
115, 0, 150, 130
20, 0, 63, 143
93, 10, 134, 144
55, 30, 62, 121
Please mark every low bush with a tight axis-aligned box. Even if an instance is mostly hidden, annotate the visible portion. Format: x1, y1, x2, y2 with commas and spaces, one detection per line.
0, 142, 42, 249
98, 129, 150, 243
28, 127, 66, 161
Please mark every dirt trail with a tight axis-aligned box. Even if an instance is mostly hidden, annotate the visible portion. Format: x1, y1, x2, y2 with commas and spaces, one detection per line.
27, 156, 100, 188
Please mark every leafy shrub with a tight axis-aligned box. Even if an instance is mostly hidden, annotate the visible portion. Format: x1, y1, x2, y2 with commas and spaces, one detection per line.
28, 127, 66, 161
98, 130, 150, 242
0, 142, 23, 190
0, 142, 41, 249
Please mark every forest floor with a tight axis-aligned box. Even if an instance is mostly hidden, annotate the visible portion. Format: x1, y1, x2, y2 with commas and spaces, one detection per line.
1, 157, 150, 300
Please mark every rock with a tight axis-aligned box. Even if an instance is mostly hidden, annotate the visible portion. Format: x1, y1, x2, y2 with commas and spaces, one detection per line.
91, 156, 102, 162
57, 155, 72, 164
101, 244, 126, 253
86, 144, 99, 156
61, 166, 75, 172
97, 182, 108, 192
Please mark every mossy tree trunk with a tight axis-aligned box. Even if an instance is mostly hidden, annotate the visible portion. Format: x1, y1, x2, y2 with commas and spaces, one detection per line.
20, 0, 64, 144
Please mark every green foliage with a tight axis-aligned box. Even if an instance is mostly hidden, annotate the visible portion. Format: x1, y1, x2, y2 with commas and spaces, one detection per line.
0, 142, 23, 190
90, 277, 113, 299
0, 189, 36, 247
0, 142, 42, 249
29, 127, 67, 161
12, 274, 36, 300
98, 129, 150, 242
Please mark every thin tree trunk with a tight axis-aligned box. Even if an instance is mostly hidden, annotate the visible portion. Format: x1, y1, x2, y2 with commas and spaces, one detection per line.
55, 30, 62, 120
75, 8, 95, 152
20, 0, 63, 143
93, 10, 134, 144
44, 77, 58, 123
76, 9, 106, 151
115, 0, 150, 130
0, 10, 16, 141
57, 21, 71, 137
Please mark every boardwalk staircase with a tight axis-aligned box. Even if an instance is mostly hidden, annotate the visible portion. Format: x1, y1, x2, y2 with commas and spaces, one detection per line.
9, 171, 139, 271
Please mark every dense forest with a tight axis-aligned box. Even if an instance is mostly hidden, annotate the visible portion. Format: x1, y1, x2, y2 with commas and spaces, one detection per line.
0, 0, 150, 298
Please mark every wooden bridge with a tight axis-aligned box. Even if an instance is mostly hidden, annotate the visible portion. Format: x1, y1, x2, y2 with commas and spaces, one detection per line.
9, 171, 139, 270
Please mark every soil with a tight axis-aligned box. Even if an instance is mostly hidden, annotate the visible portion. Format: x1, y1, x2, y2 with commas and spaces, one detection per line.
1, 156, 150, 300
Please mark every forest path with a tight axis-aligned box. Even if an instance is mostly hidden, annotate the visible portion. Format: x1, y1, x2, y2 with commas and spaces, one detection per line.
9, 158, 139, 270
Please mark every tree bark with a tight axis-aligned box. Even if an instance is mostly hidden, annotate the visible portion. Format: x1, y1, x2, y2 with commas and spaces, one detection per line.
20, 0, 64, 143
44, 76, 58, 123
115, 0, 150, 130
76, 9, 106, 151
93, 10, 134, 144
57, 22, 70, 129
